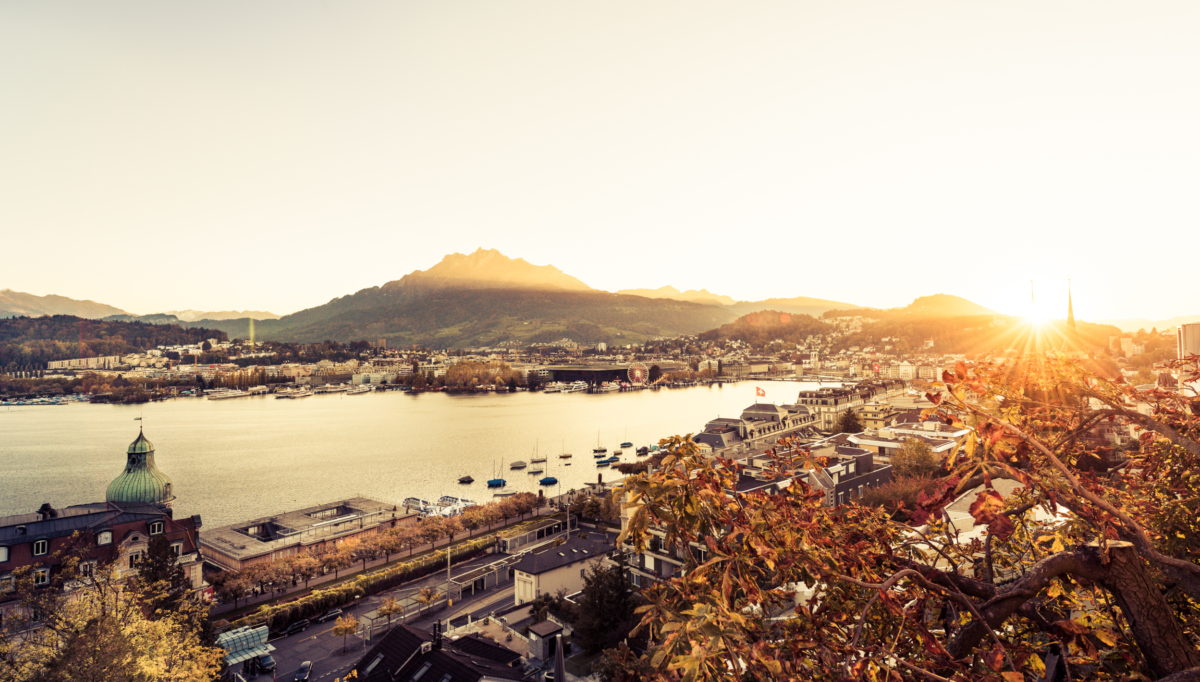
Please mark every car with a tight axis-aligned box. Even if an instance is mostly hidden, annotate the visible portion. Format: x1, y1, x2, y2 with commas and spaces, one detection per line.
314, 608, 343, 623
284, 619, 310, 636
294, 661, 313, 681
256, 654, 277, 673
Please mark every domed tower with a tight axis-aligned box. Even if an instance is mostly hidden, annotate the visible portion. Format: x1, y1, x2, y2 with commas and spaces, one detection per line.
106, 428, 175, 507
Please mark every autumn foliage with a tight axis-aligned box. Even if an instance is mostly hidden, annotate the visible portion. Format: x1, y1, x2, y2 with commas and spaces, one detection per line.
607, 356, 1200, 681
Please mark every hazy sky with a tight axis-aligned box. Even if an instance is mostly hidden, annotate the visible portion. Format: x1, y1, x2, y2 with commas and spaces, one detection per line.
3, 2, 1198, 321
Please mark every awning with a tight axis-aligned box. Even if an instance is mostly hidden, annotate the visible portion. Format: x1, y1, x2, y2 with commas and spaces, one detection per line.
224, 643, 275, 666
217, 626, 275, 666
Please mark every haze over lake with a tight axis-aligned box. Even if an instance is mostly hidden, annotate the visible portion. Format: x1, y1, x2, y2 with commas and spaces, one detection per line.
0, 382, 832, 527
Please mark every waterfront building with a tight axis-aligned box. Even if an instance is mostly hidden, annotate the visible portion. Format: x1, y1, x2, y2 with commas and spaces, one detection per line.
0, 429, 206, 622
796, 380, 905, 431
692, 402, 816, 456
199, 497, 418, 571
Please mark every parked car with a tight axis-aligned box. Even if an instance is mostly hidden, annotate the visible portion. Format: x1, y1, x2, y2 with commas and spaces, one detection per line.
284, 619, 310, 636
295, 661, 313, 681
314, 608, 343, 623
257, 654, 277, 673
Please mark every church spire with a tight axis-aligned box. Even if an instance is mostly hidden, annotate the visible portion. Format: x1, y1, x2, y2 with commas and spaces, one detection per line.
1067, 279, 1076, 332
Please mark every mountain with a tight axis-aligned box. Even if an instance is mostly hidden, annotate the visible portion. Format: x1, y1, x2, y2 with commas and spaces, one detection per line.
616, 286, 737, 306
163, 309, 280, 322
1096, 314, 1200, 334
192, 249, 734, 347
0, 289, 128, 319
824, 294, 996, 320
385, 248, 593, 294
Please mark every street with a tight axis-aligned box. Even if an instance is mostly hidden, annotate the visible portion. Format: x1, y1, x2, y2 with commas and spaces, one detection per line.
252, 552, 520, 682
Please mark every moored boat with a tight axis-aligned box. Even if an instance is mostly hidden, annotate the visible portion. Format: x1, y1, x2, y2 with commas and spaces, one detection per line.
458, 475, 474, 484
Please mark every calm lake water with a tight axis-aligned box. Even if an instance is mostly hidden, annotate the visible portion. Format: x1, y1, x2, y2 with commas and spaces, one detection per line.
0, 382, 831, 527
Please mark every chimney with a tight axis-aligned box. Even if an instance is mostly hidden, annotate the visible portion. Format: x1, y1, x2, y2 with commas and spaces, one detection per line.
433, 619, 442, 650
37, 503, 58, 520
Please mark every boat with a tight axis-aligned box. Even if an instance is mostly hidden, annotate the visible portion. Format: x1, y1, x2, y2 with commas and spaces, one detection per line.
458, 475, 474, 484
561, 381, 587, 394
315, 383, 350, 394
510, 461, 527, 470
614, 449, 623, 456
278, 389, 313, 399
437, 496, 475, 507
593, 431, 608, 458
595, 459, 610, 467
597, 382, 619, 392
492, 487, 516, 497
539, 475, 558, 485
620, 441, 633, 449
636, 446, 650, 456
487, 462, 507, 488
528, 466, 543, 474
346, 385, 372, 395
531, 455, 547, 463
207, 389, 250, 400
542, 383, 562, 394
559, 453, 573, 459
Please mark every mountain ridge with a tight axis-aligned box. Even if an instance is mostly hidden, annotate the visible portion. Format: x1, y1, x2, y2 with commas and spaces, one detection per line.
0, 289, 129, 319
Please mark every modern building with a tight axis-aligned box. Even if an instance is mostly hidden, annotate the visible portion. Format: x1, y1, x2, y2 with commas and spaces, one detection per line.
46, 355, 123, 370
200, 498, 418, 571
1178, 323, 1200, 360
511, 533, 615, 606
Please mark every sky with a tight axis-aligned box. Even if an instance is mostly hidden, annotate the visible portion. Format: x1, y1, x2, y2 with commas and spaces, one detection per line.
3, 1, 1199, 322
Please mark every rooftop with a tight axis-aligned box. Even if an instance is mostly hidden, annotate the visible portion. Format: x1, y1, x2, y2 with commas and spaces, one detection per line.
511, 534, 615, 576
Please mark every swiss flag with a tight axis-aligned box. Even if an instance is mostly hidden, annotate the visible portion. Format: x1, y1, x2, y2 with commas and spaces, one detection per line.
755, 387, 766, 397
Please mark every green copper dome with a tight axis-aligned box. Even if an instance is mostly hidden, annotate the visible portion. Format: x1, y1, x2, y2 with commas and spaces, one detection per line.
106, 429, 175, 506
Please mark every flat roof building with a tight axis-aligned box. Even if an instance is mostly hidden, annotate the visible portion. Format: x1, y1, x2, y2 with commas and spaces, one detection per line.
200, 497, 418, 571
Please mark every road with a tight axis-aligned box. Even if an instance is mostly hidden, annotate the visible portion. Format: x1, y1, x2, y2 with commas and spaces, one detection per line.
252, 553, 519, 682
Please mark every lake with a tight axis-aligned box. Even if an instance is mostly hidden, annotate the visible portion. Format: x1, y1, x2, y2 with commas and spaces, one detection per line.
0, 381, 830, 527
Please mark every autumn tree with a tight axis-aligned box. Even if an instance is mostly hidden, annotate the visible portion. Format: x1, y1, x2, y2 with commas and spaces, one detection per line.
332, 615, 359, 654
890, 437, 940, 478
378, 597, 404, 628
0, 537, 222, 682
607, 356, 1200, 681
570, 560, 639, 655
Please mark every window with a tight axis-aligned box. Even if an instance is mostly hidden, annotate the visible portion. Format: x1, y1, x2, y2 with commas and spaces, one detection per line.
129, 551, 142, 569
33, 540, 48, 556
171, 543, 182, 557
0, 576, 13, 592
80, 561, 95, 577
0, 546, 8, 563
34, 569, 49, 586
149, 521, 164, 535
96, 531, 112, 546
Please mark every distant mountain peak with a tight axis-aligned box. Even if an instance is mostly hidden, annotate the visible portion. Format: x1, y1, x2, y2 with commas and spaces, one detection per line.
385, 249, 593, 293
617, 286, 737, 306
902, 294, 996, 317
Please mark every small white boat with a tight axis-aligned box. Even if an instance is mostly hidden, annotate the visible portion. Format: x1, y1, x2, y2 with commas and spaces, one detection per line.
346, 385, 372, 395
492, 487, 516, 497
510, 461, 527, 470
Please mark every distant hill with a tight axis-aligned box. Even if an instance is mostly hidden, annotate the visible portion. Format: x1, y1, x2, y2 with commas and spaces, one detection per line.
727, 296, 864, 318
0, 315, 226, 368
617, 286, 737, 307
0, 289, 128, 319
698, 311, 832, 346
824, 294, 996, 320
103, 313, 183, 325
1096, 314, 1200, 334
385, 248, 593, 295
163, 309, 280, 322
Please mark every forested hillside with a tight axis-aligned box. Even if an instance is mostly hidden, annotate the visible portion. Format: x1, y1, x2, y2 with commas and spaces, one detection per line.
0, 316, 226, 369
698, 310, 832, 345
193, 289, 736, 348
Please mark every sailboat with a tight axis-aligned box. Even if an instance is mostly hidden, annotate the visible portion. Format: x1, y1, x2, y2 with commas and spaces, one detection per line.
592, 431, 607, 458
487, 461, 506, 488
559, 440, 573, 459
620, 427, 633, 449
539, 459, 557, 486
531, 440, 547, 464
